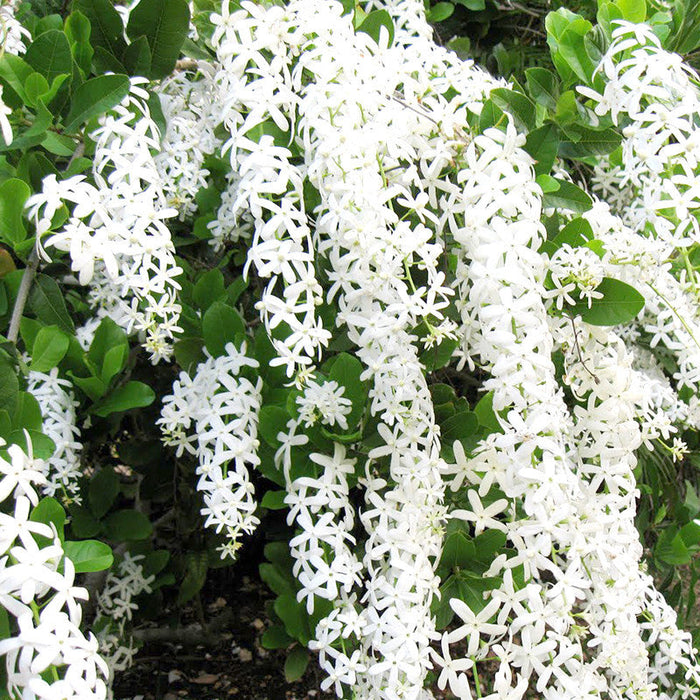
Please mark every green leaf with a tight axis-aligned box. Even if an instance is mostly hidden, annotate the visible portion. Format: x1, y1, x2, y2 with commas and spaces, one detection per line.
474, 391, 502, 433
25, 30, 73, 83
478, 99, 504, 133
12, 392, 43, 431
356, 9, 394, 47
29, 274, 75, 334
261, 490, 287, 510
89, 467, 120, 518
455, 0, 486, 8
64, 539, 114, 573
259, 563, 295, 597
559, 126, 622, 158
546, 10, 596, 86
173, 337, 205, 372
542, 179, 592, 213
655, 527, 691, 565
261, 625, 293, 650
64, 74, 130, 132
615, 0, 646, 22
442, 411, 479, 444
104, 509, 153, 541
72, 0, 126, 58
571, 278, 644, 326
551, 217, 593, 249
274, 594, 310, 644
439, 531, 476, 571
328, 352, 368, 429
30, 497, 66, 541
259, 405, 289, 448
0, 178, 30, 247
536, 174, 560, 193
92, 381, 155, 417
29, 325, 69, 372
8, 429, 55, 460
284, 647, 309, 683
3, 100, 53, 152
65, 10, 94, 75
126, 0, 191, 79
428, 2, 454, 22
490, 88, 536, 132
0, 54, 33, 102
525, 67, 560, 112
68, 504, 101, 538
420, 337, 458, 371
122, 35, 152, 76
202, 301, 245, 357
193, 268, 225, 310
524, 123, 559, 176
87, 317, 128, 383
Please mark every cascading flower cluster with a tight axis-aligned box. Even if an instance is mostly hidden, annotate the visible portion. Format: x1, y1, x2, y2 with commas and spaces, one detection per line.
26, 368, 84, 503
159, 342, 262, 559
26, 80, 183, 364
95, 553, 155, 678
0, 440, 108, 699
155, 64, 224, 219
178, 2, 700, 699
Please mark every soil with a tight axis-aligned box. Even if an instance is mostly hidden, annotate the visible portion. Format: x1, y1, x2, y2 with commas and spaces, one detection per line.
113, 572, 336, 700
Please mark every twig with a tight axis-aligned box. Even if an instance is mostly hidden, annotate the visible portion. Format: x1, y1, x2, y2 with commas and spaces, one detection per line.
133, 609, 234, 646
7, 247, 38, 343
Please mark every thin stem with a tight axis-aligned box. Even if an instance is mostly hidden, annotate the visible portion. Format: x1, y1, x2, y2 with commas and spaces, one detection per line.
472, 659, 482, 698
647, 281, 700, 353
7, 247, 38, 344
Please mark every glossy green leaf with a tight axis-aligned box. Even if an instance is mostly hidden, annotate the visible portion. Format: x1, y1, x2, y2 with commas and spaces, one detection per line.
0, 178, 30, 247
284, 647, 309, 683
64, 74, 130, 132
490, 87, 536, 132
559, 126, 622, 158
104, 509, 153, 541
525, 67, 560, 111
122, 35, 152, 76
571, 278, 645, 326
25, 30, 73, 83
29, 274, 75, 334
30, 497, 66, 541
72, 0, 126, 58
202, 301, 245, 357
356, 9, 395, 47
91, 381, 156, 417
64, 539, 114, 573
29, 325, 69, 372
542, 179, 592, 213
126, 0, 191, 79
524, 123, 559, 176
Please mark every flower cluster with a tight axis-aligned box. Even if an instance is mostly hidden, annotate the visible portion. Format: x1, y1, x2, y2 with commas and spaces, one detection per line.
155, 64, 223, 218
26, 80, 183, 364
26, 368, 83, 503
0, 440, 108, 699
95, 553, 155, 677
159, 342, 262, 559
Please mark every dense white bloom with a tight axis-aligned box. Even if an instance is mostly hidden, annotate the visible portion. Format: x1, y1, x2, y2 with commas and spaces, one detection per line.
0, 440, 108, 699
26, 369, 83, 503
159, 342, 262, 558
26, 81, 183, 364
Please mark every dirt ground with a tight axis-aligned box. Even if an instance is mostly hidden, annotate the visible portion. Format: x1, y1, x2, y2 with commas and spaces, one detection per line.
113, 573, 336, 700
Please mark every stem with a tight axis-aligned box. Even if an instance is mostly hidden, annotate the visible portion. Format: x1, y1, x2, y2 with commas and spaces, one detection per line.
7, 247, 38, 344
472, 658, 482, 698
647, 281, 700, 352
